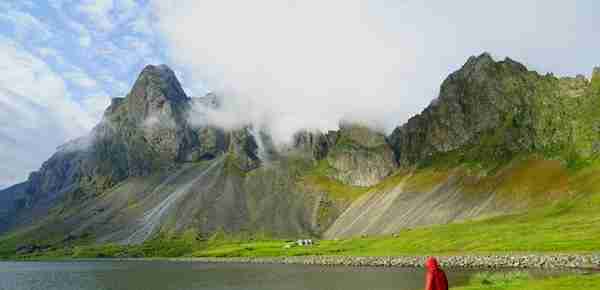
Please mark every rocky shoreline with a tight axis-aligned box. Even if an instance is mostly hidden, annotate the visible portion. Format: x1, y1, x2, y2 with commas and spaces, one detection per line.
109, 254, 600, 270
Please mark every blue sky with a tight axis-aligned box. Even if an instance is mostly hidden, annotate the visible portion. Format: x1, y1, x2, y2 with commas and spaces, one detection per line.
1, 0, 599, 189
1, 0, 167, 100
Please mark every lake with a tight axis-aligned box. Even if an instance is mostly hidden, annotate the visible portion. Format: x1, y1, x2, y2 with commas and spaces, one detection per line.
0, 260, 477, 290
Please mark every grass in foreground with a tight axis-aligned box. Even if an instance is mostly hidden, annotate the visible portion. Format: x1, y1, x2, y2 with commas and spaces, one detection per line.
453, 272, 600, 290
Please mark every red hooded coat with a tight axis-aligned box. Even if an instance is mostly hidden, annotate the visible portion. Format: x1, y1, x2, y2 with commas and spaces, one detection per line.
425, 257, 448, 290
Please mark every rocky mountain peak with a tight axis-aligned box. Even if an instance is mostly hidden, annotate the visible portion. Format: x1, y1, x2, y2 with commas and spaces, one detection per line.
337, 122, 387, 148
464, 52, 494, 68
389, 53, 538, 165
136, 65, 187, 99
126, 64, 188, 124
454, 53, 527, 85
500, 57, 528, 72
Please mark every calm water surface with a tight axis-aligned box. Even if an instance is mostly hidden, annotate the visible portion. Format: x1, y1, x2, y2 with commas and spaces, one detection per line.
0, 260, 477, 290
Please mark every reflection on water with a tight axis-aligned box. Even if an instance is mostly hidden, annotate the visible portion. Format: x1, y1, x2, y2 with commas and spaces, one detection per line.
0, 260, 476, 290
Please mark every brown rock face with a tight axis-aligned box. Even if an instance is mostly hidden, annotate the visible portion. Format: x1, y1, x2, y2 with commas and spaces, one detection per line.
292, 124, 397, 187
326, 124, 397, 187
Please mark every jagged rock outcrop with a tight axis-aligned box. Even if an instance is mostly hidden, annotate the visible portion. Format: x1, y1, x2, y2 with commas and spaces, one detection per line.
292, 130, 334, 160
293, 124, 396, 187
389, 53, 599, 167
225, 128, 261, 171
326, 124, 396, 187
94, 64, 207, 178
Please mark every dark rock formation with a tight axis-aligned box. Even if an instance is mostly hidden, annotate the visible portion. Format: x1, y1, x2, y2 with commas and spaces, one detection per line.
292, 124, 397, 187
326, 124, 397, 187
389, 53, 598, 167
292, 130, 334, 160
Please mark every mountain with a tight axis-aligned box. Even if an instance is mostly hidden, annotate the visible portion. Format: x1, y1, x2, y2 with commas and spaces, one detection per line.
1, 53, 600, 252
327, 55, 600, 238
388, 53, 600, 169
0, 63, 396, 247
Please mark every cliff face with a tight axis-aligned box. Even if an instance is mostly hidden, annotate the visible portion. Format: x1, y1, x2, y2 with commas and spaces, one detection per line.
325, 124, 396, 187
389, 53, 600, 169
91, 65, 225, 181
292, 124, 397, 187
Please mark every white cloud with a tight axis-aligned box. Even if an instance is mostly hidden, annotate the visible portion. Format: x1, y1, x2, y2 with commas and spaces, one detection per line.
77, 0, 140, 32
78, 0, 115, 31
0, 37, 105, 186
0, 88, 67, 188
81, 95, 111, 121
114, 0, 139, 22
79, 35, 92, 47
98, 72, 129, 95
124, 36, 153, 56
153, 0, 600, 145
48, 0, 69, 10
0, 1, 36, 11
0, 10, 52, 42
130, 15, 153, 35
127, 4, 155, 35
64, 68, 99, 89
153, 0, 419, 143
0, 39, 89, 132
65, 19, 94, 47
36, 47, 58, 58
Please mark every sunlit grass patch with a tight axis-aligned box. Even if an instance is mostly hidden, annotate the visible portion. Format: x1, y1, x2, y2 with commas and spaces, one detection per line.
453, 272, 600, 290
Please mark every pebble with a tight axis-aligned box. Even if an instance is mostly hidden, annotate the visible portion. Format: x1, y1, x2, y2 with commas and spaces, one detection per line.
121, 254, 600, 269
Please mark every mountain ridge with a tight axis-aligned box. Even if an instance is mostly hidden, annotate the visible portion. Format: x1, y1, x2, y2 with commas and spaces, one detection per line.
2, 53, 600, 253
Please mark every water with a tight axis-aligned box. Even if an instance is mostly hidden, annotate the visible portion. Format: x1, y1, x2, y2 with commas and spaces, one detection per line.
0, 261, 475, 290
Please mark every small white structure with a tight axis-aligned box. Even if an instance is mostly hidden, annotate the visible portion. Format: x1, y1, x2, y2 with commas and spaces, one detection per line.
296, 239, 313, 246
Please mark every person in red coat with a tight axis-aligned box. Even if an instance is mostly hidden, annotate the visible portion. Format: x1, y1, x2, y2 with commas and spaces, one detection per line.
425, 257, 448, 290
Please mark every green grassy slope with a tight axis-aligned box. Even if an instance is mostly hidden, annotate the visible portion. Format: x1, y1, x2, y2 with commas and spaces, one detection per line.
453, 272, 600, 290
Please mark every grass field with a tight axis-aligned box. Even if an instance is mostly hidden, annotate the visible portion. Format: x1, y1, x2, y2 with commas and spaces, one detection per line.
453, 272, 600, 290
